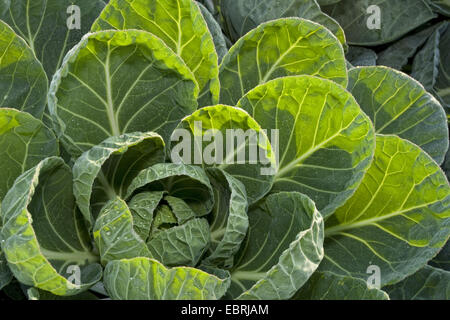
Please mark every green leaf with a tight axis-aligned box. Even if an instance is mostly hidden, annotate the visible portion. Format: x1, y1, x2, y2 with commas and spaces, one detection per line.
172, 104, 276, 204
164, 196, 198, 224
322, 135, 450, 286
426, 0, 450, 16
129, 192, 165, 241
430, 241, 450, 271
48, 29, 198, 157
346, 46, 377, 67
434, 23, 450, 111
377, 24, 440, 70
220, 0, 346, 45
1, 157, 102, 296
73, 132, 165, 226
293, 271, 389, 300
236, 76, 375, 217
92, 0, 219, 105
384, 265, 450, 300
147, 217, 210, 267
126, 163, 214, 216
202, 168, 248, 269
0, 21, 47, 119
0, 0, 106, 78
322, 0, 437, 46
94, 197, 152, 265
104, 257, 230, 300
348, 66, 449, 164
0, 109, 58, 203
0, 250, 12, 290
197, 1, 228, 64
228, 192, 324, 300
219, 18, 348, 105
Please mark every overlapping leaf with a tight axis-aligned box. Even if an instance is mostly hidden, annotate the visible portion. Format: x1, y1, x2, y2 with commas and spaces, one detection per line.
237, 76, 375, 217
1, 157, 102, 296
322, 135, 450, 286
48, 29, 198, 157
92, 0, 220, 105
348, 66, 449, 164
219, 18, 347, 105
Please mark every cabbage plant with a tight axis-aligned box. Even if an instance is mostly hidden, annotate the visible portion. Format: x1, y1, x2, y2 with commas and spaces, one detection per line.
0, 0, 449, 300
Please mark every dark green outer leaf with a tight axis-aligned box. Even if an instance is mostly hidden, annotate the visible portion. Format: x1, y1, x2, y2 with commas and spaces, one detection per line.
48, 29, 199, 157
322, 135, 450, 286
72, 132, 165, 226
384, 265, 450, 300
104, 257, 230, 300
293, 271, 389, 300
346, 46, 377, 67
348, 66, 449, 165
0, 21, 47, 119
0, 108, 58, 203
0, 0, 106, 78
220, 0, 346, 44
426, 0, 450, 16
0, 250, 12, 290
229, 192, 324, 300
1, 157, 102, 296
430, 240, 450, 271
323, 0, 437, 46
219, 18, 348, 106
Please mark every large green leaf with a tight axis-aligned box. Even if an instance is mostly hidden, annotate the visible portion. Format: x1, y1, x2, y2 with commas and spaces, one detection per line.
92, 0, 219, 105
48, 29, 198, 157
0, 21, 47, 119
219, 18, 347, 106
228, 192, 324, 300
293, 271, 389, 300
126, 163, 214, 216
426, 0, 450, 16
384, 265, 450, 300
172, 104, 276, 204
220, 0, 346, 45
237, 76, 375, 217
322, 0, 436, 46
104, 257, 230, 300
73, 132, 165, 226
0, 0, 105, 78
0, 157, 102, 296
322, 135, 450, 286
348, 66, 449, 164
202, 168, 248, 268
0, 109, 58, 203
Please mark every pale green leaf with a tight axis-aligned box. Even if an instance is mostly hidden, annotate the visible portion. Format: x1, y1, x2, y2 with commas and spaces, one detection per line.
48, 29, 198, 157
229, 192, 324, 300
236, 76, 375, 217
219, 18, 348, 105
172, 104, 276, 204
322, 135, 450, 286
104, 257, 230, 300
348, 66, 449, 164
1, 157, 102, 296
